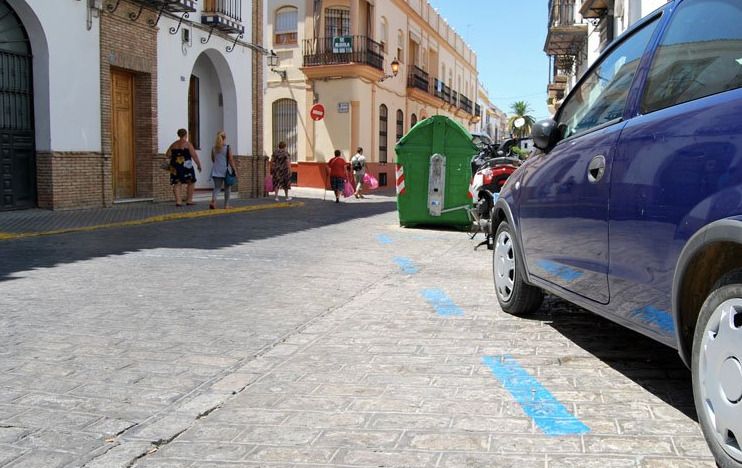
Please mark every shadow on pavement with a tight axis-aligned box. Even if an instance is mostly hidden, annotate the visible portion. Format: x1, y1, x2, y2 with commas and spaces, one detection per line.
532, 295, 697, 421
0, 198, 398, 283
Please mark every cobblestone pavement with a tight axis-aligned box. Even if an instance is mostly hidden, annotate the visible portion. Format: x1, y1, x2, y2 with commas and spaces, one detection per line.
0, 190, 714, 467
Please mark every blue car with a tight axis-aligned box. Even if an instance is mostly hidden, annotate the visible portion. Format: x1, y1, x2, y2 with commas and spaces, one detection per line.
492, 0, 742, 465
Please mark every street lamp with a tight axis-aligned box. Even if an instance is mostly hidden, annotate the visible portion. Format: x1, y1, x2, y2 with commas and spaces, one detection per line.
379, 57, 400, 82
268, 51, 286, 80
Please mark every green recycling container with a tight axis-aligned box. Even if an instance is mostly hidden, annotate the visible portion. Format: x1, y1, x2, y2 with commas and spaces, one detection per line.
395, 115, 477, 229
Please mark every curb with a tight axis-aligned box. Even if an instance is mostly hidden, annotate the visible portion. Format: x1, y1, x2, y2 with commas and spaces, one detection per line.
0, 201, 304, 241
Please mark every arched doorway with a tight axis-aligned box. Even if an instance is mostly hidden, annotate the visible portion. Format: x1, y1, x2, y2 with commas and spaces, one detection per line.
0, 0, 34, 210
189, 50, 237, 189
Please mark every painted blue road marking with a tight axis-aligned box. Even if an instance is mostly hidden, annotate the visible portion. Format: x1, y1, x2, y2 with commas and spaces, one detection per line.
482, 355, 590, 436
421, 288, 463, 316
536, 260, 583, 282
377, 234, 393, 245
629, 305, 674, 335
394, 257, 418, 274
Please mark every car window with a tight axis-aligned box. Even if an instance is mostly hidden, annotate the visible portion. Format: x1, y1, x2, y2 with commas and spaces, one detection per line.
557, 18, 660, 140
641, 0, 742, 114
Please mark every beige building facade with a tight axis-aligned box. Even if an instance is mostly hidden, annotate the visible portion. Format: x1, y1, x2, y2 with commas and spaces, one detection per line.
265, 0, 481, 189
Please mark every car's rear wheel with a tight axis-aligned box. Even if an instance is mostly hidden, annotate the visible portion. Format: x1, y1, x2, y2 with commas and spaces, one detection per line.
493, 221, 543, 316
692, 278, 742, 468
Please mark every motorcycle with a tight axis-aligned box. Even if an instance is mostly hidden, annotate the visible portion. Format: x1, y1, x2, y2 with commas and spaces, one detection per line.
467, 139, 522, 249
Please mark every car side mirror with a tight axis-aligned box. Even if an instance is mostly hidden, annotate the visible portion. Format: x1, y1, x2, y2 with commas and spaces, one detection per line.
532, 118, 559, 152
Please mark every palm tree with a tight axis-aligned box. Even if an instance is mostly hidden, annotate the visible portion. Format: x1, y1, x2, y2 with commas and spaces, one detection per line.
508, 101, 536, 139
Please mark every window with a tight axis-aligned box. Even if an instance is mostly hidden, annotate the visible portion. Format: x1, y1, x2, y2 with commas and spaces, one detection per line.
557, 18, 659, 139
397, 30, 404, 63
325, 7, 350, 37
396, 109, 404, 142
380, 17, 388, 53
379, 104, 388, 163
188, 75, 200, 149
275, 7, 298, 46
272, 98, 298, 162
642, 0, 742, 114
411, 113, 417, 128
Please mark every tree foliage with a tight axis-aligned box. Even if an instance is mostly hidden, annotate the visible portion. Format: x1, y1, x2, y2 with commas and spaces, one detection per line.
508, 101, 536, 139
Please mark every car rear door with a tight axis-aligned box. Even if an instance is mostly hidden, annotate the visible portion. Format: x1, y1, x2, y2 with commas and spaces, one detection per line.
518, 17, 661, 304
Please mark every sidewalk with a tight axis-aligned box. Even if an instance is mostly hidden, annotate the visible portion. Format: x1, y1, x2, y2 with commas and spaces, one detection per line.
0, 187, 397, 240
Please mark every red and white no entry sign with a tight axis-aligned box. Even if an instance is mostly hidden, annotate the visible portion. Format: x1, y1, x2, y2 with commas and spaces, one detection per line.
310, 103, 325, 121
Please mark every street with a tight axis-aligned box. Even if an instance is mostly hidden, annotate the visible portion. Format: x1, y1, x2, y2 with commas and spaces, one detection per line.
0, 192, 715, 467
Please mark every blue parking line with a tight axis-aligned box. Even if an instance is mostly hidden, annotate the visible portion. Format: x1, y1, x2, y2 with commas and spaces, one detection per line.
377, 234, 393, 245
394, 257, 418, 274
482, 355, 590, 436
536, 260, 583, 282
629, 305, 675, 335
421, 288, 463, 316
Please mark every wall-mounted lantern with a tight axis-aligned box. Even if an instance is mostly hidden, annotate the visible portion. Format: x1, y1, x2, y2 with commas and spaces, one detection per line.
268, 51, 287, 80
379, 57, 400, 82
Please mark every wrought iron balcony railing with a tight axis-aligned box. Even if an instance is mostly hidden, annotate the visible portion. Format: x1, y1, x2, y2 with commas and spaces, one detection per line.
459, 94, 473, 114
451, 90, 459, 107
201, 0, 243, 34
548, 0, 578, 28
105, 0, 196, 25
303, 36, 383, 71
407, 65, 429, 93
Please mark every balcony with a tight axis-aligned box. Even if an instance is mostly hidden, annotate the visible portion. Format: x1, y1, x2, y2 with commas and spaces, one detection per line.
201, 0, 243, 34
406, 67, 447, 107
433, 79, 449, 102
544, 0, 587, 56
459, 94, 473, 115
407, 65, 429, 93
106, 0, 196, 22
302, 36, 383, 80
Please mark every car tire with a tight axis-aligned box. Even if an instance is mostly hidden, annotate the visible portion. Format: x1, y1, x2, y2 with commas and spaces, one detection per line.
692, 273, 742, 468
493, 221, 543, 316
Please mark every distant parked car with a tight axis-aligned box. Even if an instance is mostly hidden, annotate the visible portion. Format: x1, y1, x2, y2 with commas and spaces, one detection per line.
491, 1, 742, 466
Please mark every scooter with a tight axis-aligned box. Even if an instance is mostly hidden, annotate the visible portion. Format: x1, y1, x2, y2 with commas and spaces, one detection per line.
468, 139, 521, 249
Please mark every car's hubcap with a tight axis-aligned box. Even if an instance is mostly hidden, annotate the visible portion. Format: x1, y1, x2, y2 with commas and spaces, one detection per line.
494, 230, 515, 302
699, 298, 742, 462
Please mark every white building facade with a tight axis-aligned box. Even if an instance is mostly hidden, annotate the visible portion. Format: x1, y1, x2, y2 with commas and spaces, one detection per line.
544, 0, 668, 115
1, 0, 264, 211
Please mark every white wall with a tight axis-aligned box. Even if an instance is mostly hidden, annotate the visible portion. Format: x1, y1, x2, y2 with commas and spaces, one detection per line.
12, 0, 101, 152
157, 6, 253, 179
157, 3, 253, 154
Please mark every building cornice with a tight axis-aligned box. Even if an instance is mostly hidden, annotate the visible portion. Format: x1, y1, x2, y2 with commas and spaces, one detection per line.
391, 0, 477, 75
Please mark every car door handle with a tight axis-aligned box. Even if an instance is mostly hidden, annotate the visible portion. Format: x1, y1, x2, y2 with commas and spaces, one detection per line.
587, 155, 606, 183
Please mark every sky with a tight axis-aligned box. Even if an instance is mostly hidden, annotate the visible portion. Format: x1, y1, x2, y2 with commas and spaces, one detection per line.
426, 0, 550, 121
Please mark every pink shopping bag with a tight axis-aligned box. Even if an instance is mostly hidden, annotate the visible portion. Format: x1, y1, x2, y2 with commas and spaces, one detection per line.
363, 172, 379, 190
342, 179, 355, 198
264, 175, 274, 193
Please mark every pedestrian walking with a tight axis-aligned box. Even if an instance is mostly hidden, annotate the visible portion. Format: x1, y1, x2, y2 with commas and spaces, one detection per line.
166, 128, 202, 206
271, 141, 293, 201
327, 149, 349, 203
350, 147, 366, 199
209, 131, 237, 210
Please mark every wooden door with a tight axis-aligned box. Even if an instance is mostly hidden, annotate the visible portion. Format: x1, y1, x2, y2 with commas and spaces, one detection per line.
111, 69, 135, 199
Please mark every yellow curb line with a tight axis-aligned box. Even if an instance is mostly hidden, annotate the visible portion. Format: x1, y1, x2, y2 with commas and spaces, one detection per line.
0, 201, 304, 241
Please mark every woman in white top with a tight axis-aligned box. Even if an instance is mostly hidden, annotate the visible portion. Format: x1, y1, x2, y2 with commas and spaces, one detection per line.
210, 131, 237, 209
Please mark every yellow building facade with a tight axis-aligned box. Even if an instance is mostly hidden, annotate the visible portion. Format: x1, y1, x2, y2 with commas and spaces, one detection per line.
265, 0, 480, 188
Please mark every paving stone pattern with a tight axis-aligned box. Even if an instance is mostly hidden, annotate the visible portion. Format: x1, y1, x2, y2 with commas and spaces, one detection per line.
0, 192, 715, 467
